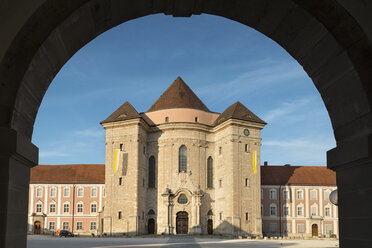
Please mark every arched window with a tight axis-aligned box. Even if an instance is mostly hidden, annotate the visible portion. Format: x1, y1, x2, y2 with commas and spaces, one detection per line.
179, 145, 187, 172
207, 156, 213, 188
178, 194, 188, 204
207, 210, 213, 216
148, 209, 155, 215
148, 156, 155, 188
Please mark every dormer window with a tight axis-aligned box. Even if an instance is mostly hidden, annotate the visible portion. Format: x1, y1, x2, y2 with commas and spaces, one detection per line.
165, 117, 169, 122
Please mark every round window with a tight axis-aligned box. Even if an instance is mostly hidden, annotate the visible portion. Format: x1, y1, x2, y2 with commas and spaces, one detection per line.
178, 194, 188, 204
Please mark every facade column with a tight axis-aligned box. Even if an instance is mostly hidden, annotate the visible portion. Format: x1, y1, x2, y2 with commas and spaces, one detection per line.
0, 128, 38, 248
327, 134, 372, 248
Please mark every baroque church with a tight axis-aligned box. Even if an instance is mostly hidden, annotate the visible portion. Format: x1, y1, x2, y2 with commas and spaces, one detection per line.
100, 77, 266, 236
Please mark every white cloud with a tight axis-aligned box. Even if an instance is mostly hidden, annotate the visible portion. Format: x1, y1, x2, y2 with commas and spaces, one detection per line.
74, 128, 105, 138
262, 98, 313, 122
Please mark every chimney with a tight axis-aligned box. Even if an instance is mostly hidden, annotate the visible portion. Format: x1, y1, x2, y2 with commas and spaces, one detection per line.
264, 161, 268, 166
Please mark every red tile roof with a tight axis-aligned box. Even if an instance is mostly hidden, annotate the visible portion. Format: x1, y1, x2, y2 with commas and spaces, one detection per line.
213, 101, 266, 126
101, 101, 141, 124
147, 77, 210, 112
30, 164, 105, 184
261, 165, 336, 186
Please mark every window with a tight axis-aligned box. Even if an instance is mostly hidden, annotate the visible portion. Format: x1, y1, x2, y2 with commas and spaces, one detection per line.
283, 190, 289, 200
261, 189, 263, 199
91, 187, 97, 197
50, 187, 56, 197
283, 223, 291, 233
118, 211, 122, 219
219, 179, 222, 188
297, 190, 303, 200
76, 222, 83, 230
270, 223, 277, 233
119, 177, 123, 185
148, 209, 155, 215
245, 178, 250, 187
298, 224, 305, 233
178, 145, 187, 172
91, 203, 97, 213
244, 144, 248, 152
245, 212, 249, 221
120, 143, 123, 151
269, 189, 276, 199
297, 206, 303, 216
77, 187, 84, 197
36, 187, 43, 197
103, 188, 106, 197
148, 156, 156, 188
62, 222, 69, 230
90, 222, 97, 230
270, 204, 277, 216
49, 222, 55, 230
219, 147, 222, 155
325, 206, 331, 217
178, 194, 188, 204
207, 210, 213, 216
324, 190, 331, 200
325, 224, 333, 235
283, 206, 289, 216
207, 157, 213, 188
219, 212, 222, 220
49, 203, 56, 213
77, 203, 83, 213
36, 203, 42, 213
195, 117, 198, 122
165, 116, 169, 122
310, 190, 317, 200
63, 187, 70, 197
63, 203, 70, 213
311, 205, 317, 216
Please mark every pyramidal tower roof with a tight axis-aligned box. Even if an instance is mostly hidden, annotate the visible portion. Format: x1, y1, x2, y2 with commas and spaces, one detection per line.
147, 77, 210, 112
213, 101, 266, 126
101, 101, 141, 124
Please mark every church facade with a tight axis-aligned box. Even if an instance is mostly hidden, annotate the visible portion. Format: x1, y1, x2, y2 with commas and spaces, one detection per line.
100, 77, 266, 236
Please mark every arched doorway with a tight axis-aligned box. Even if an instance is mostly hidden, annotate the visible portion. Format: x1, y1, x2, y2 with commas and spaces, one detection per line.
33, 221, 41, 235
176, 211, 188, 234
207, 219, 213, 235
312, 224, 318, 237
148, 218, 155, 234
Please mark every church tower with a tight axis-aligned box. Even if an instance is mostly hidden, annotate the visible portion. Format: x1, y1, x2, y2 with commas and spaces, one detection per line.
101, 77, 266, 236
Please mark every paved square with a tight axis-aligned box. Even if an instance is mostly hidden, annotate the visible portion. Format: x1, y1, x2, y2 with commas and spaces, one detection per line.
27, 236, 339, 248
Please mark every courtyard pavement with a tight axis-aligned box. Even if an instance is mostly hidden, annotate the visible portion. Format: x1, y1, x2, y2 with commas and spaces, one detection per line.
27, 235, 339, 248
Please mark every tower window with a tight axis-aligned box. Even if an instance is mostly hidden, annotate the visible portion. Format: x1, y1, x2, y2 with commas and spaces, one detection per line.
148, 156, 156, 188
245, 178, 250, 187
245, 144, 248, 152
195, 117, 198, 122
119, 177, 123, 185
165, 117, 169, 122
178, 145, 187, 172
120, 143, 123, 151
219, 212, 222, 220
207, 157, 213, 188
118, 211, 122, 219
219, 147, 222, 155
245, 212, 249, 221
219, 179, 222, 188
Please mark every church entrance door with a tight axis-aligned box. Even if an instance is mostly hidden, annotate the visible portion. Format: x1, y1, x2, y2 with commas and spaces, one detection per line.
34, 221, 41, 234
176, 212, 188, 234
148, 218, 155, 234
312, 224, 318, 236
207, 219, 213, 235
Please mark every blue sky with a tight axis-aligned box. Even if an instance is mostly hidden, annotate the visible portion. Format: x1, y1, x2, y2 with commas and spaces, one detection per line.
33, 14, 335, 166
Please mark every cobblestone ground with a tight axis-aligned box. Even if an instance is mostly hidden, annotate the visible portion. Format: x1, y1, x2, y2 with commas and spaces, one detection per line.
28, 235, 339, 248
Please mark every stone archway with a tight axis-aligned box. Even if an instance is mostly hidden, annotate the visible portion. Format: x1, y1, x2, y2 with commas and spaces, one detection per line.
1, 1, 372, 247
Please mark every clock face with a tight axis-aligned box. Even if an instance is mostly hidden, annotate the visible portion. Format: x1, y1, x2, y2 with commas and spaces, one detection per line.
244, 129, 250, 136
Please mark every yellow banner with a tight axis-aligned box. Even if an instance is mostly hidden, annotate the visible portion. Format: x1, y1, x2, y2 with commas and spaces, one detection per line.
114, 149, 120, 172
252, 150, 257, 174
